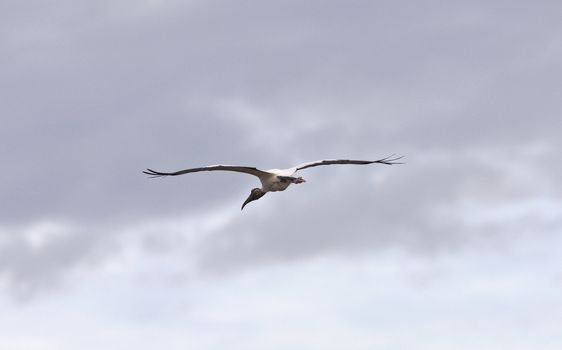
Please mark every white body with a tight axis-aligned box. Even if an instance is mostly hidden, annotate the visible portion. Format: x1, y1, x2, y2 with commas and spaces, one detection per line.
260, 168, 298, 192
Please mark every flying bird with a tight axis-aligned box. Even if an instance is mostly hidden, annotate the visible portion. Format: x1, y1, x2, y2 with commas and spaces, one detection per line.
143, 155, 403, 210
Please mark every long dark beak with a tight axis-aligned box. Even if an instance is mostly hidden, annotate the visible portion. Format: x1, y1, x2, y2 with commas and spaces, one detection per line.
241, 196, 253, 210
241, 191, 265, 210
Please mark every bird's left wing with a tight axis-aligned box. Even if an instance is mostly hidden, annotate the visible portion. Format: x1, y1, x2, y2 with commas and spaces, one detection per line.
294, 155, 404, 171
143, 165, 272, 180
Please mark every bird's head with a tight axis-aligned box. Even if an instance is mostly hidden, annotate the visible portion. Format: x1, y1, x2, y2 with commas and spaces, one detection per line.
241, 188, 266, 210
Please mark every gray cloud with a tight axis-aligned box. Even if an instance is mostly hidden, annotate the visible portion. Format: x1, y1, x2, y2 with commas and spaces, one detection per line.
1, 0, 561, 297
194, 152, 562, 273
0, 223, 120, 300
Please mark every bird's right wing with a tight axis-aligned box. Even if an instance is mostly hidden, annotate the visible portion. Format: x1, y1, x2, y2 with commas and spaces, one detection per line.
143, 164, 272, 181
294, 155, 404, 171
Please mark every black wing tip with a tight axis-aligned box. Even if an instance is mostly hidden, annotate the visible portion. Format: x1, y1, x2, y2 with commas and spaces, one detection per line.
143, 168, 169, 178
376, 154, 405, 165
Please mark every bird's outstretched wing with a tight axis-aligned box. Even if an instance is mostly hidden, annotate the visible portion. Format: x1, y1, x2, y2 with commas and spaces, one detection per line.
294, 155, 404, 171
143, 165, 272, 180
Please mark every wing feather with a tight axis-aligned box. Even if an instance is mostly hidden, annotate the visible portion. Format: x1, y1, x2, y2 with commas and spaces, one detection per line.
295, 155, 404, 171
143, 165, 272, 180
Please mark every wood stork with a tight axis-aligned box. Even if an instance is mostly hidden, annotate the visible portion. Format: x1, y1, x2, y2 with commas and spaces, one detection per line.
143, 155, 403, 210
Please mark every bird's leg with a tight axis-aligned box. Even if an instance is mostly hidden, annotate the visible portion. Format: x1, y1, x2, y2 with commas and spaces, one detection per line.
277, 176, 306, 184
294, 176, 306, 184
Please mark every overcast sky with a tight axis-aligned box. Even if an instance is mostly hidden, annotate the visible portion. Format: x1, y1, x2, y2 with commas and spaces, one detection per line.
1, 1, 562, 349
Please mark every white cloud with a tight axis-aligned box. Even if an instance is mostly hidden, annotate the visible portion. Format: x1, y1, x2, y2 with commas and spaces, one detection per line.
2, 232, 561, 350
